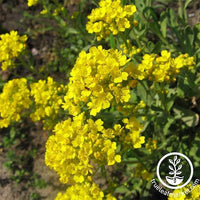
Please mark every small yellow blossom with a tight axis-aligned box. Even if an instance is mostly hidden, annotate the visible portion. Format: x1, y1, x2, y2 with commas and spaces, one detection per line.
45, 113, 121, 184
122, 117, 145, 148
168, 184, 200, 200
30, 77, 67, 129
0, 78, 31, 128
27, 0, 38, 7
126, 50, 195, 82
0, 31, 27, 71
55, 182, 116, 200
63, 46, 131, 117
86, 0, 137, 40
40, 9, 48, 15
120, 40, 141, 57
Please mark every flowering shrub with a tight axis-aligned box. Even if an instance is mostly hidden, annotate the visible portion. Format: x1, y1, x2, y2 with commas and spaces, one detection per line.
0, 0, 200, 199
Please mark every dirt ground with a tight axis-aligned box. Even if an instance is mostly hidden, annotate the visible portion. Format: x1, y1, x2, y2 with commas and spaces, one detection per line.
0, 122, 66, 200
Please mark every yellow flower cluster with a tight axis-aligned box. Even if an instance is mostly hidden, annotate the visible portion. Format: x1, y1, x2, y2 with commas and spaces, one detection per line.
0, 31, 27, 71
55, 182, 116, 200
122, 117, 145, 148
86, 0, 137, 40
27, 0, 38, 7
168, 184, 200, 200
0, 78, 31, 128
134, 163, 152, 181
63, 46, 130, 117
45, 113, 121, 184
30, 77, 66, 129
126, 50, 195, 82
120, 40, 141, 57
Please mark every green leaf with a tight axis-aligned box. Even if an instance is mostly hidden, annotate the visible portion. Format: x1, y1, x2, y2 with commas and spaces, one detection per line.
143, 7, 158, 21
23, 11, 35, 19
10, 127, 16, 140
152, 41, 162, 53
137, 81, 152, 106
163, 117, 175, 135
67, 28, 79, 35
173, 106, 199, 127
160, 11, 168, 38
184, 0, 193, 9
150, 21, 162, 38
109, 33, 115, 49
184, 26, 194, 54
168, 8, 179, 28
135, 0, 145, 12
168, 8, 182, 41
115, 185, 130, 193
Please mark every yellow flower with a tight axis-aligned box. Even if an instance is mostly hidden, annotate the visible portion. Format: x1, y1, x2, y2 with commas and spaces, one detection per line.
126, 50, 195, 82
86, 0, 137, 40
0, 31, 27, 71
40, 9, 48, 15
121, 117, 145, 149
27, 0, 38, 7
190, 184, 200, 199
55, 182, 116, 200
45, 113, 121, 184
120, 40, 141, 57
0, 78, 31, 128
63, 46, 130, 117
30, 77, 67, 129
168, 184, 200, 200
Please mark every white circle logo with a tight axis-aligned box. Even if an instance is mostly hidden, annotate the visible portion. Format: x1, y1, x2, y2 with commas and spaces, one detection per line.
156, 152, 193, 189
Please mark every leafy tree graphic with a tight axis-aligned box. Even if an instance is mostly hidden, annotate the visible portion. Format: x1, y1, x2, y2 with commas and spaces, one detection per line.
166, 155, 184, 185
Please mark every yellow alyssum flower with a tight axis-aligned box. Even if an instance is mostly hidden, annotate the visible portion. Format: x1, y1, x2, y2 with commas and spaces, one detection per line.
120, 40, 141, 57
0, 31, 27, 71
63, 46, 130, 117
126, 50, 195, 82
45, 113, 121, 184
40, 9, 48, 15
122, 117, 145, 148
86, 0, 137, 40
30, 77, 67, 129
168, 184, 200, 200
0, 78, 31, 128
55, 182, 117, 200
190, 184, 200, 199
27, 0, 38, 7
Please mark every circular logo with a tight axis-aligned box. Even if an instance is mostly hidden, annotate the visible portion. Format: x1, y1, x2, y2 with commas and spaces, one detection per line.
156, 152, 193, 189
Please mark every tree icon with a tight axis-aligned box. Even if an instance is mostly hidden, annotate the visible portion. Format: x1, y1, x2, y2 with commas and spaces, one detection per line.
166, 155, 184, 186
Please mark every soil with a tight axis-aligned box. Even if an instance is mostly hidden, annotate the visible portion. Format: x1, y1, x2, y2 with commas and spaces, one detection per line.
0, 122, 66, 200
